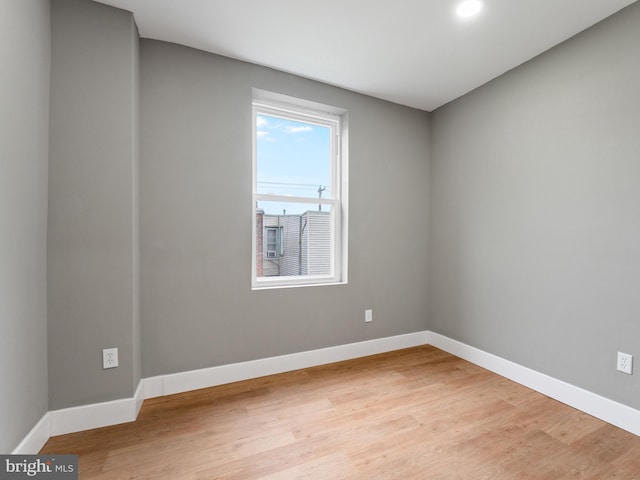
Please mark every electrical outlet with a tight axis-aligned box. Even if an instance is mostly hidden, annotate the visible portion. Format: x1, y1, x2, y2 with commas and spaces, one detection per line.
103, 348, 119, 369
365, 309, 373, 323
617, 352, 632, 375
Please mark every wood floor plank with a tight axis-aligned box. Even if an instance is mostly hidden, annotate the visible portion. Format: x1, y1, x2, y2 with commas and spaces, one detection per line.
40, 346, 640, 479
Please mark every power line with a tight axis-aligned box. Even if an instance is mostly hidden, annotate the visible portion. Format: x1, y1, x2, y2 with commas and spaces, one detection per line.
258, 181, 326, 188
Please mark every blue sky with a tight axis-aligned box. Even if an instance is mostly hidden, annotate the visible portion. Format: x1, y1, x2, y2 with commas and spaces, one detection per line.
256, 113, 331, 215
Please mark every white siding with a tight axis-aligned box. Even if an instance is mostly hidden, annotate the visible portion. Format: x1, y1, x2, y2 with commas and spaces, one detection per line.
306, 211, 332, 276
279, 215, 302, 276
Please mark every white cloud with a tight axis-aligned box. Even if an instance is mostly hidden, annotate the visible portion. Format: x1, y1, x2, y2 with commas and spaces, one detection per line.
257, 130, 275, 142
256, 116, 269, 128
284, 125, 313, 134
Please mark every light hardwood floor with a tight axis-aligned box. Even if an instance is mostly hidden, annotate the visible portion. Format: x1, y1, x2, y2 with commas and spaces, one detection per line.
41, 346, 640, 479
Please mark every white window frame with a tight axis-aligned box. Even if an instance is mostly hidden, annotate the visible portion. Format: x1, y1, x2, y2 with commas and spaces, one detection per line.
252, 89, 348, 289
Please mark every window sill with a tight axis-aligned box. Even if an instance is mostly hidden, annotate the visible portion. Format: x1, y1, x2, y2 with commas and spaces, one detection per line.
252, 279, 347, 291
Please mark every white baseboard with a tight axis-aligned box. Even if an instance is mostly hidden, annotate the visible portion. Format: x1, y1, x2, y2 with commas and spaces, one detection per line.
47, 380, 146, 438
12, 413, 51, 455
133, 380, 145, 417
142, 331, 431, 398
427, 331, 640, 437
49, 398, 136, 437
14, 330, 640, 453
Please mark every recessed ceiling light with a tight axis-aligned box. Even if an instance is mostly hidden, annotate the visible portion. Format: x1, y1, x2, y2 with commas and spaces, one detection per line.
456, 0, 484, 18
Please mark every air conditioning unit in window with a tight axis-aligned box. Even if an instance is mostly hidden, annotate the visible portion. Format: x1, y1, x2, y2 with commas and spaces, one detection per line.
266, 250, 277, 258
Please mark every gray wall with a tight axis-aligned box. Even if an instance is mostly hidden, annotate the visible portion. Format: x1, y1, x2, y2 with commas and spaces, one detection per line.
48, 0, 140, 409
429, 2, 640, 408
140, 41, 431, 377
0, 0, 50, 452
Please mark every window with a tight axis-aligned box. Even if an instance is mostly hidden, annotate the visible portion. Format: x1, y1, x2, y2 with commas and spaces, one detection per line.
252, 90, 348, 289
265, 226, 283, 258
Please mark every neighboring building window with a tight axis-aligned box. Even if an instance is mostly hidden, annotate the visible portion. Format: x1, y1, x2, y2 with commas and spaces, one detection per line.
252, 89, 348, 289
265, 226, 283, 258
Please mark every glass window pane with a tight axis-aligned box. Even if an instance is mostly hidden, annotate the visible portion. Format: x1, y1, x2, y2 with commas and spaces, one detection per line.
256, 201, 334, 278
256, 114, 331, 198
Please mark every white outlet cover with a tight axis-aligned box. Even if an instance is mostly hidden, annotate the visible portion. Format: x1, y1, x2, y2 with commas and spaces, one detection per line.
617, 352, 632, 375
103, 348, 119, 369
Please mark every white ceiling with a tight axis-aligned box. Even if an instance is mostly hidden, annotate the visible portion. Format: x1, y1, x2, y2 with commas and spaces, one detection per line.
93, 0, 637, 111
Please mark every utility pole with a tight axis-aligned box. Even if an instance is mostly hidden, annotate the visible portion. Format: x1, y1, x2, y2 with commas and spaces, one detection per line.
317, 185, 326, 211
